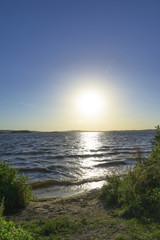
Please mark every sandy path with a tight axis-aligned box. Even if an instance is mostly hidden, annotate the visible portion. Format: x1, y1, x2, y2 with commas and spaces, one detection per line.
6, 189, 107, 222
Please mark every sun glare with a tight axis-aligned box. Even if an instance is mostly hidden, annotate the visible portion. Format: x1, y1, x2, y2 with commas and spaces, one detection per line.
75, 89, 105, 118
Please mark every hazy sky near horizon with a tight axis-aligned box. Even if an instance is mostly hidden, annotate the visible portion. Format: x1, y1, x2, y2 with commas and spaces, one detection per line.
0, 0, 160, 131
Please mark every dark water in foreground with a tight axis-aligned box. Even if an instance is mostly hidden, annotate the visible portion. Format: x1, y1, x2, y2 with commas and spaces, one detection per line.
0, 130, 154, 197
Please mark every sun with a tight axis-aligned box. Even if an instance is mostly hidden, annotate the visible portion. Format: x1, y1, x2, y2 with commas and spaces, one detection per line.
75, 89, 105, 118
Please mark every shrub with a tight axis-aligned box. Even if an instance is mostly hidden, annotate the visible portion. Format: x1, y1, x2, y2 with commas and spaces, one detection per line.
100, 126, 160, 219
0, 160, 33, 214
100, 174, 121, 206
151, 125, 160, 148
0, 217, 34, 240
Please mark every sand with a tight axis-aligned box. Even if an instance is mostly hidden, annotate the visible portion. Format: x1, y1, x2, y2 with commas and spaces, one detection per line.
6, 189, 107, 222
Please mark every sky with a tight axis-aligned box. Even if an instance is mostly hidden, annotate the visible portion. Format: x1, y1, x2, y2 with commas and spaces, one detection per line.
0, 0, 160, 131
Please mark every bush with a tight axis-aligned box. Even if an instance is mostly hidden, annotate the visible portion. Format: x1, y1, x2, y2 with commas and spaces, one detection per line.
100, 174, 121, 206
0, 217, 34, 240
100, 126, 160, 219
0, 160, 33, 214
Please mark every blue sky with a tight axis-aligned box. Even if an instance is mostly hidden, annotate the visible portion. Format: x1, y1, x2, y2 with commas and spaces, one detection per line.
0, 0, 160, 131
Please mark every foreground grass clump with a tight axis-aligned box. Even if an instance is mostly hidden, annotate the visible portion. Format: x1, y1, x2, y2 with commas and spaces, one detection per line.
20, 215, 160, 240
21, 216, 87, 240
0, 160, 33, 214
100, 126, 160, 219
0, 217, 34, 240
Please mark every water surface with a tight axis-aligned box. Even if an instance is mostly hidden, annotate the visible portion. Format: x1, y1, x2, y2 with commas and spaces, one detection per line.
0, 130, 154, 197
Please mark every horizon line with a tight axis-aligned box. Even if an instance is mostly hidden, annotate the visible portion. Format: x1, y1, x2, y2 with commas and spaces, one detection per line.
0, 129, 155, 133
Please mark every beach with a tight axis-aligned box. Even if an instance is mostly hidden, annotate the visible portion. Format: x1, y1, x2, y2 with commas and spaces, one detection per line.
6, 189, 107, 222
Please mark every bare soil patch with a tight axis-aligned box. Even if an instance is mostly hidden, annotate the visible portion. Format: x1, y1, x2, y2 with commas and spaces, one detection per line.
6, 189, 108, 222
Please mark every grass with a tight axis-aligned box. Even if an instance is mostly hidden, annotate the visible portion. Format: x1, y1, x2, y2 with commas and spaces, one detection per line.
20, 216, 86, 240
16, 214, 160, 239
0, 217, 34, 240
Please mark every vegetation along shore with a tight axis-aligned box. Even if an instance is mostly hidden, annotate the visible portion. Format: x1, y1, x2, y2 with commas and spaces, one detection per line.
0, 126, 160, 239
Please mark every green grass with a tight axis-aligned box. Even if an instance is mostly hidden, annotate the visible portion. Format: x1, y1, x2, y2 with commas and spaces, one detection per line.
20, 216, 87, 239
0, 217, 34, 240
16, 214, 160, 240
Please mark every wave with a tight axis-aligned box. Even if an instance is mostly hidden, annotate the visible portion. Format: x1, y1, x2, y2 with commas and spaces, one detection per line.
19, 164, 70, 173
0, 150, 53, 156
30, 176, 107, 190
0, 152, 104, 159
95, 160, 126, 168
20, 150, 53, 155
19, 167, 50, 173
0, 149, 150, 160
53, 152, 131, 159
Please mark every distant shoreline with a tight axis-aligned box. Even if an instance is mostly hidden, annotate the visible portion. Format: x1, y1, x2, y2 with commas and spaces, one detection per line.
0, 129, 155, 134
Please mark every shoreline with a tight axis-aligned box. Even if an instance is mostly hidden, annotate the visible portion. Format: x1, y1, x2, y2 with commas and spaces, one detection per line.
33, 180, 106, 199
6, 189, 108, 222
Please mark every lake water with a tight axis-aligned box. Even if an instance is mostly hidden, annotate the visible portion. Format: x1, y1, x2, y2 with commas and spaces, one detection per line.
0, 130, 154, 197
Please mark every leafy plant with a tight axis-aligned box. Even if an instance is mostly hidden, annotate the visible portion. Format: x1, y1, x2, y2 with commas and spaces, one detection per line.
0, 160, 33, 214
100, 174, 121, 206
151, 125, 160, 148
0, 217, 34, 240
100, 126, 160, 219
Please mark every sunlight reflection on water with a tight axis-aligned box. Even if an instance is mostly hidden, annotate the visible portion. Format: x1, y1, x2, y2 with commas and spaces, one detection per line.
78, 132, 105, 179
79, 132, 102, 151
